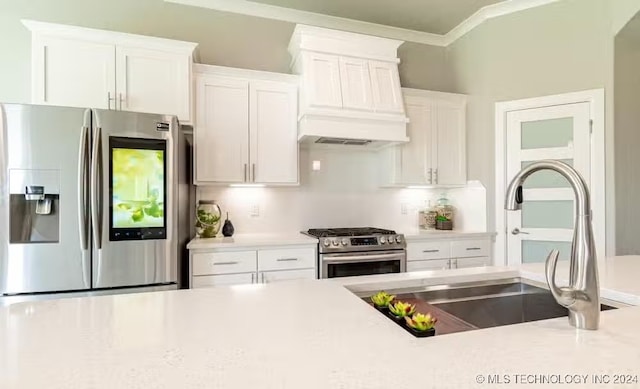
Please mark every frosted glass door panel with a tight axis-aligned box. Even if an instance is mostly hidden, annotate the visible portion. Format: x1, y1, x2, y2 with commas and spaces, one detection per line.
522, 201, 574, 229
522, 241, 572, 263
521, 117, 573, 149
521, 159, 573, 188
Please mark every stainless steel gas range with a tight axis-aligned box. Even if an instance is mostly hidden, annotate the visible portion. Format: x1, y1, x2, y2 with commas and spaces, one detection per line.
303, 228, 406, 279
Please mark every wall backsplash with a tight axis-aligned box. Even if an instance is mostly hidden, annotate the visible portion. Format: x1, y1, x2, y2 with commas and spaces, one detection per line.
196, 147, 487, 235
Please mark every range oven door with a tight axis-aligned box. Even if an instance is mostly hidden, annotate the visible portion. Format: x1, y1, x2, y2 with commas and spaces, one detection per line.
321, 250, 406, 279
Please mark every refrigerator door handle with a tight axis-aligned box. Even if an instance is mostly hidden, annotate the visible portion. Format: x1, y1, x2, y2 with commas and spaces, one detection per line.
78, 125, 89, 251
90, 126, 103, 250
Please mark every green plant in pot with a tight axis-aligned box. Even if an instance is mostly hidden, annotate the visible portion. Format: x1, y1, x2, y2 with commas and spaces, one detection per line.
370, 291, 395, 311
405, 313, 437, 332
388, 301, 416, 321
436, 215, 453, 231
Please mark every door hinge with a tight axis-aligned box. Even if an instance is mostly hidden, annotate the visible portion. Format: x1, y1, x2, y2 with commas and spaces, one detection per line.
589, 119, 593, 134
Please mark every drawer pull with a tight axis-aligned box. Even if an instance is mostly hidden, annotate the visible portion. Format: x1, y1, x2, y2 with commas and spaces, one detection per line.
466, 248, 482, 251
277, 258, 298, 262
423, 249, 440, 253
213, 261, 240, 266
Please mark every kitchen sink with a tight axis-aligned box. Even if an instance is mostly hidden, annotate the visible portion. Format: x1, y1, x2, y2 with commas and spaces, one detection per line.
361, 278, 617, 333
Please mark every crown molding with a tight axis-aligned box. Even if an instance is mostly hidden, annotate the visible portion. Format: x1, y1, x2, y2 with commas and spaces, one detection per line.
165, 0, 560, 47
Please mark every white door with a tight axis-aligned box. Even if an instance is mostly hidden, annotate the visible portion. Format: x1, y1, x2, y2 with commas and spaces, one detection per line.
115, 46, 191, 121
32, 36, 115, 109
369, 60, 404, 114
434, 99, 467, 186
303, 52, 342, 109
398, 95, 434, 185
506, 103, 591, 264
195, 76, 249, 184
338, 57, 373, 111
249, 81, 298, 184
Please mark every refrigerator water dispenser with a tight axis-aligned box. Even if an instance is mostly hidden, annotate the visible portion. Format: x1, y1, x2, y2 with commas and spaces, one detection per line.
9, 170, 60, 243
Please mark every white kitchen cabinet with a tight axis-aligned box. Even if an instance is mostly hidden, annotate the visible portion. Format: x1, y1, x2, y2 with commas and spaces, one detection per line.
339, 57, 373, 111
188, 243, 317, 288
192, 273, 255, 288
380, 89, 467, 187
249, 81, 299, 184
195, 76, 250, 184
303, 52, 343, 109
452, 257, 491, 269
194, 65, 299, 186
259, 269, 316, 283
24, 20, 197, 122
369, 60, 404, 114
115, 46, 191, 120
31, 36, 115, 109
406, 236, 493, 271
407, 259, 450, 272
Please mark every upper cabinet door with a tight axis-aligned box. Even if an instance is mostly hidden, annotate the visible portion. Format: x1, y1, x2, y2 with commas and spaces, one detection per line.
338, 57, 373, 111
303, 53, 343, 109
434, 100, 467, 186
399, 97, 435, 185
369, 60, 404, 114
32, 36, 115, 109
249, 81, 298, 184
195, 76, 249, 184
115, 46, 191, 122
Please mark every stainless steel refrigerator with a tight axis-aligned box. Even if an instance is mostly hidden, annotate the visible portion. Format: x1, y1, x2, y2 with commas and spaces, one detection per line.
0, 103, 183, 296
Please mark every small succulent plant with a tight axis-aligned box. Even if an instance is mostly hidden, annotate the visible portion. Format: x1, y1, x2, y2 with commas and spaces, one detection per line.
405, 312, 437, 332
388, 301, 416, 318
370, 291, 395, 308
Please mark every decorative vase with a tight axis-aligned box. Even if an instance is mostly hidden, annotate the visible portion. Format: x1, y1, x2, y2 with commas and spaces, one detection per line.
222, 213, 235, 237
195, 200, 222, 238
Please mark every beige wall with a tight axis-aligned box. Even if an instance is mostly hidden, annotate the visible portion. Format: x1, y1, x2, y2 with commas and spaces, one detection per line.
0, 0, 452, 104
614, 18, 640, 255
447, 0, 640, 255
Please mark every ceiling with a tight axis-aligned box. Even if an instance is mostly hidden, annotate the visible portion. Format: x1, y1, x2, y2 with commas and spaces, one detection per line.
246, 0, 506, 35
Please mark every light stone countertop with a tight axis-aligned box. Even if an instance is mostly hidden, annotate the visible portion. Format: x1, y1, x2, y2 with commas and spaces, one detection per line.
187, 233, 318, 250
1, 258, 640, 389
402, 230, 497, 241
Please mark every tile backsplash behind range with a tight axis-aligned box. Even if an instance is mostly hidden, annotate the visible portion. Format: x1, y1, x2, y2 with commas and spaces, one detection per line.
196, 148, 486, 234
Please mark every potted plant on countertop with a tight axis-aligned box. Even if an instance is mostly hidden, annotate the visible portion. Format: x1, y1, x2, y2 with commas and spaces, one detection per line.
436, 215, 453, 230
370, 291, 395, 313
404, 313, 437, 338
387, 301, 416, 324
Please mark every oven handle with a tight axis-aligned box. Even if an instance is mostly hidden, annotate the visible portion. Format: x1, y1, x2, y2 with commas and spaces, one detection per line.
323, 252, 405, 263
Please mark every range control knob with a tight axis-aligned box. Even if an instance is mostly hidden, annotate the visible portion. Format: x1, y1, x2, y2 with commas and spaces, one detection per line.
323, 239, 331, 247
341, 238, 349, 246
396, 236, 403, 244
332, 239, 339, 246
379, 236, 387, 244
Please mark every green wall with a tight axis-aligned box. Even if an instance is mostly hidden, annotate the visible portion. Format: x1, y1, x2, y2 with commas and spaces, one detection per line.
0, 0, 452, 104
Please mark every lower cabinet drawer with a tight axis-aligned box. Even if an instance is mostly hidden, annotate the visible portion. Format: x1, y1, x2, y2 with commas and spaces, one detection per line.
453, 256, 490, 269
258, 247, 316, 272
192, 250, 257, 276
407, 241, 451, 261
192, 273, 255, 288
260, 269, 316, 283
407, 259, 451, 272
451, 239, 490, 258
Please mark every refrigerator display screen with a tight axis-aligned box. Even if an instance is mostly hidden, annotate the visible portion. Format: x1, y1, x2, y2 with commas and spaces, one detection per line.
109, 137, 167, 241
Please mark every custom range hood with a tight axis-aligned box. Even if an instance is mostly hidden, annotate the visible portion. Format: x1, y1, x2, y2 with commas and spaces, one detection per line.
288, 25, 409, 148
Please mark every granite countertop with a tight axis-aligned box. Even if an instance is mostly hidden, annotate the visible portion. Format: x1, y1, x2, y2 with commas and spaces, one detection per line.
1, 258, 639, 388
187, 233, 318, 250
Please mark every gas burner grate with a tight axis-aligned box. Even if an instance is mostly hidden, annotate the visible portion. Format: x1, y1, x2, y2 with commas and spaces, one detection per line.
306, 227, 396, 238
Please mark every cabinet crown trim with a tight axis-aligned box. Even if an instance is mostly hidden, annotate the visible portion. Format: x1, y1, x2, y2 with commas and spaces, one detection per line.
288, 24, 403, 62
194, 63, 299, 84
22, 19, 198, 54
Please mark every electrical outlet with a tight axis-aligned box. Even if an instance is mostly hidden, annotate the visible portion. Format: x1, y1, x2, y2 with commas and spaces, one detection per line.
250, 204, 260, 217
400, 203, 408, 215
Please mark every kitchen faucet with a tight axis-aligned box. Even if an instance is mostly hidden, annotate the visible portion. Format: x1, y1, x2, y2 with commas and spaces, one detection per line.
505, 160, 600, 330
